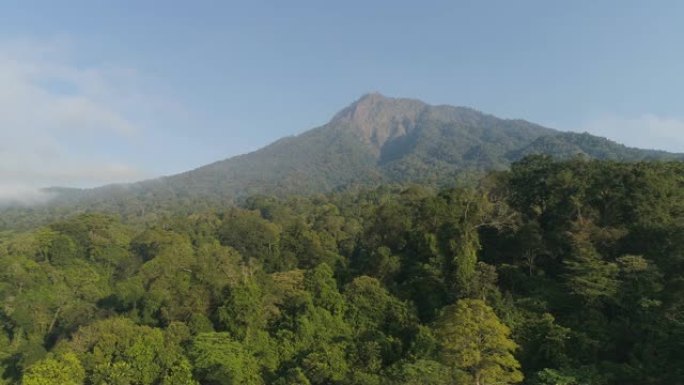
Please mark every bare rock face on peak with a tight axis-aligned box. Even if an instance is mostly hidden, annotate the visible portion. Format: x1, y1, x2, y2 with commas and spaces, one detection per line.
330, 93, 427, 151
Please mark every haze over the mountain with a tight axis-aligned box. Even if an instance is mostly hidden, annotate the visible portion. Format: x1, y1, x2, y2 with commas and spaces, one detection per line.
5, 93, 683, 224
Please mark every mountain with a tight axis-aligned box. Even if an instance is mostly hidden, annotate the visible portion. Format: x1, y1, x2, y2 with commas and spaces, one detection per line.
513, 131, 684, 161
159, 93, 558, 193
4, 93, 683, 226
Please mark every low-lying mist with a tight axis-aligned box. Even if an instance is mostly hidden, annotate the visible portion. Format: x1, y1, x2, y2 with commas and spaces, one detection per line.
0, 184, 56, 207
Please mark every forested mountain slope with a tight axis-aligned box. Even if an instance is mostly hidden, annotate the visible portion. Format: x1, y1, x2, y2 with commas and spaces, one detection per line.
48, 93, 556, 205
3, 94, 683, 229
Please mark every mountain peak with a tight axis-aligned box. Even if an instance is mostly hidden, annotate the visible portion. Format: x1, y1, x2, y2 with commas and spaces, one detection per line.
354, 92, 392, 105
331, 93, 427, 149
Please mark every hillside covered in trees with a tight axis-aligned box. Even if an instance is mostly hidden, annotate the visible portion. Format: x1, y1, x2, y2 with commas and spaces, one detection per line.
5, 94, 682, 231
2, 156, 684, 385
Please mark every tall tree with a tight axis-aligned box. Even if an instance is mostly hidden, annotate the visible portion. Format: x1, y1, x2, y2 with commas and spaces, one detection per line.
435, 299, 523, 385
22, 353, 85, 385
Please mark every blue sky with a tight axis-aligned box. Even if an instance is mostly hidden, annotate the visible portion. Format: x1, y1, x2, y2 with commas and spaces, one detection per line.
0, 0, 683, 199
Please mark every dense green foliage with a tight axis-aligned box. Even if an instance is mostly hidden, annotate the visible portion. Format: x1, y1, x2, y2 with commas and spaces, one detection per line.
513, 132, 683, 162
2, 156, 684, 384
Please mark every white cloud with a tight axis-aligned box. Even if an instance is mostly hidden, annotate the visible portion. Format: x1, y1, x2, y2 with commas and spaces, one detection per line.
0, 185, 56, 206
0, 37, 161, 204
580, 114, 684, 153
